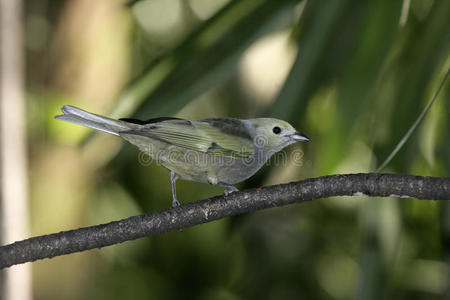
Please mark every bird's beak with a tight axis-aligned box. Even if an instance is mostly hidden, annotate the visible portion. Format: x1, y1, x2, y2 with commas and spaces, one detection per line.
290, 131, 310, 142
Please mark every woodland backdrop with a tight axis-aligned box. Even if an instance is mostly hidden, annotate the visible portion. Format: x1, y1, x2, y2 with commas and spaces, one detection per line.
1, 0, 449, 299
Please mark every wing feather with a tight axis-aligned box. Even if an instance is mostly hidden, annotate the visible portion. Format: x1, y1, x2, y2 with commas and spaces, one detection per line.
120, 118, 254, 158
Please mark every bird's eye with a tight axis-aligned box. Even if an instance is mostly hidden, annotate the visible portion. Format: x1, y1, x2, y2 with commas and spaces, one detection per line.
272, 126, 281, 134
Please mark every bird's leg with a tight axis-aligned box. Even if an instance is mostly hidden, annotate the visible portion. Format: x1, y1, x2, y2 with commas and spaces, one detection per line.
170, 171, 180, 207
218, 182, 239, 196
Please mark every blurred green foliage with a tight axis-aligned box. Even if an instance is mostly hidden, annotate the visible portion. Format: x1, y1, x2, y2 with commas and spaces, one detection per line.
25, 0, 449, 299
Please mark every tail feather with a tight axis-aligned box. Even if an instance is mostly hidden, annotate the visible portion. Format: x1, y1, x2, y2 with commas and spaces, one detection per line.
55, 105, 133, 136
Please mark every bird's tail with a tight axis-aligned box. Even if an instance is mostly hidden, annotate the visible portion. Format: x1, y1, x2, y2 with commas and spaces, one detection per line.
55, 105, 133, 136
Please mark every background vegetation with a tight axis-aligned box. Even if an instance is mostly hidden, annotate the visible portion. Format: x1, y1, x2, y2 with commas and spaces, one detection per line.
21, 0, 449, 299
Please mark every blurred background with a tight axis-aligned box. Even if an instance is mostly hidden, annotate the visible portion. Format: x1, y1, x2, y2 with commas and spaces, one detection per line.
1, 0, 449, 299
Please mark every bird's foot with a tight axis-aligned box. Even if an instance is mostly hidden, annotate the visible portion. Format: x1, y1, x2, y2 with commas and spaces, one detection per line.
172, 199, 180, 207
224, 185, 239, 196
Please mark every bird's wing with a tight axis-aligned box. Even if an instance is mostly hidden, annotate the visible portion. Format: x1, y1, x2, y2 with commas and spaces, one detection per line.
120, 118, 254, 158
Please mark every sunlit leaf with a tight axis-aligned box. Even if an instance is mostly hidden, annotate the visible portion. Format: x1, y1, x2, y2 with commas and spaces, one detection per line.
112, 0, 299, 120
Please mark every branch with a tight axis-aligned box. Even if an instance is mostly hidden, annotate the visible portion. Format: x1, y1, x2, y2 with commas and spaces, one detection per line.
0, 173, 449, 269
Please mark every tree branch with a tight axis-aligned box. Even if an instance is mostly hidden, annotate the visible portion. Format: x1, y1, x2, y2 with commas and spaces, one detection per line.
0, 173, 449, 269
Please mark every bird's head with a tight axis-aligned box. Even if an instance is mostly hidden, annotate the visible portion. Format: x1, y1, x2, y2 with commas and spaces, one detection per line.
244, 118, 309, 152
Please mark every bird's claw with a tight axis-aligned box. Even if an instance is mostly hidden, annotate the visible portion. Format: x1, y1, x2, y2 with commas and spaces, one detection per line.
224, 186, 239, 196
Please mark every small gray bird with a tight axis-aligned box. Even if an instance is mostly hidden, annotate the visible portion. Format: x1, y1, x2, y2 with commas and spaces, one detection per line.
55, 105, 309, 207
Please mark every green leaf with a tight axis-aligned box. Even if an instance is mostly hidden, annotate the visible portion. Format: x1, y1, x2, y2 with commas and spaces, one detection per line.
267, 0, 350, 121
112, 0, 298, 120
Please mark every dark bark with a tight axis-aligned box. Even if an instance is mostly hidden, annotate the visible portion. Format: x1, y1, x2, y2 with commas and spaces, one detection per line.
0, 173, 449, 269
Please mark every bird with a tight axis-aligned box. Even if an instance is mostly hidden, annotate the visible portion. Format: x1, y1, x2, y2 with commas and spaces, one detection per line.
55, 105, 310, 207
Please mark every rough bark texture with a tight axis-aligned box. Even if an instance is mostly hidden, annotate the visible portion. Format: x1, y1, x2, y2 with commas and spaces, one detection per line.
0, 173, 449, 269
